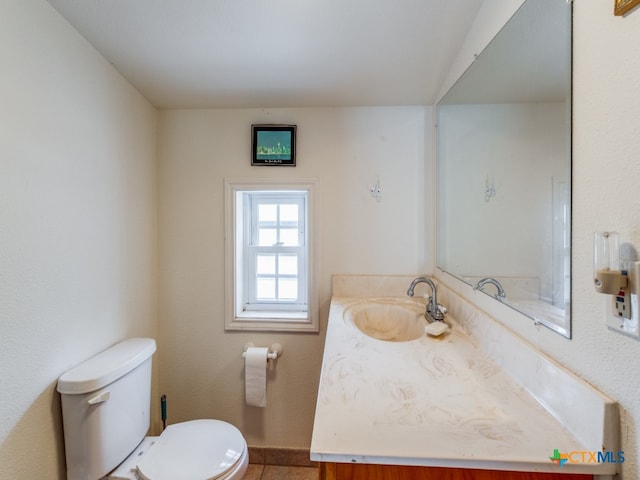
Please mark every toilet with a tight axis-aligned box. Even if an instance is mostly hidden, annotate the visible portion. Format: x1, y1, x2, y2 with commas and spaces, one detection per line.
57, 338, 248, 480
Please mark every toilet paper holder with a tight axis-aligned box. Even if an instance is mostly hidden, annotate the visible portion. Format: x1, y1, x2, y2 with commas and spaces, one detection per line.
242, 343, 283, 361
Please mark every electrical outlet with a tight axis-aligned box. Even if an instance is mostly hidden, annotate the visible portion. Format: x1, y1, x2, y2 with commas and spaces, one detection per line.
607, 292, 640, 339
614, 289, 631, 319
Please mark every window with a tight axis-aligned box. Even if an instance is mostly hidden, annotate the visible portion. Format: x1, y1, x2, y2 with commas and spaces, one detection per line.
224, 179, 317, 332
245, 192, 307, 309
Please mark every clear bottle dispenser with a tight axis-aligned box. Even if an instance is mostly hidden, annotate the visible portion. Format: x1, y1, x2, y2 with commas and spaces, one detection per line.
593, 231, 627, 294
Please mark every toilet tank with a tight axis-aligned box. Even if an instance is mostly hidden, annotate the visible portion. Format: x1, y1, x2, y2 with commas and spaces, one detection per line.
57, 338, 157, 480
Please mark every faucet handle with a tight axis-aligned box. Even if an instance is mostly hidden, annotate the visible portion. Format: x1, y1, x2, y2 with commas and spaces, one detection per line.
437, 304, 448, 316
423, 294, 433, 310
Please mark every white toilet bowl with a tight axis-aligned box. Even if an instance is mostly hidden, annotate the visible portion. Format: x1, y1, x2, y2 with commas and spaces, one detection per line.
109, 420, 248, 480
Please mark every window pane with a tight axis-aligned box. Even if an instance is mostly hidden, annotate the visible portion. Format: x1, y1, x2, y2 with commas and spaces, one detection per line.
258, 204, 277, 222
256, 254, 275, 275
278, 254, 298, 275
257, 278, 276, 299
278, 278, 298, 300
258, 228, 277, 246
279, 204, 298, 223
279, 228, 299, 246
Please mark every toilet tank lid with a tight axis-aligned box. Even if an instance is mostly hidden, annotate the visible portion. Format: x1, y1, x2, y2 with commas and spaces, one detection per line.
57, 338, 157, 394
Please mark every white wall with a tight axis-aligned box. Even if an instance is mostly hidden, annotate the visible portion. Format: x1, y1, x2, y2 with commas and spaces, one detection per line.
0, 1, 158, 478
436, 2, 640, 478
157, 107, 430, 447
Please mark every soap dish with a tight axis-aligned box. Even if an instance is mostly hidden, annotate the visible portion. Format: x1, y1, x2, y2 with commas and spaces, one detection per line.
425, 322, 449, 337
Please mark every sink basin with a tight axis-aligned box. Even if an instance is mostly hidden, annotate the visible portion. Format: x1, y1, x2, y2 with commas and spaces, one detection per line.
344, 300, 426, 342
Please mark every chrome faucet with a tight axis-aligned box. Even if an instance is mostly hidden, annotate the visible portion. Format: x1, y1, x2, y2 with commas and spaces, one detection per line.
406, 276, 445, 322
473, 277, 506, 301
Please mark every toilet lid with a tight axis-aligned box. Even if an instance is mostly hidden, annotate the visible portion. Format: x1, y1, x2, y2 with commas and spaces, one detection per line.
136, 419, 246, 480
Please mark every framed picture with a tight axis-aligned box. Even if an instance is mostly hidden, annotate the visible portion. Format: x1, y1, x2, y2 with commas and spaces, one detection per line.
251, 124, 296, 166
615, 0, 640, 15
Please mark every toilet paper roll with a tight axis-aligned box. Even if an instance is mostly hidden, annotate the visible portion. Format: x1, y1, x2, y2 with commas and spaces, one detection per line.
244, 347, 268, 407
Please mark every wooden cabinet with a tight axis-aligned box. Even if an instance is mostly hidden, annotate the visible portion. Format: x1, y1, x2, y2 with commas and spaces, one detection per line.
319, 462, 592, 480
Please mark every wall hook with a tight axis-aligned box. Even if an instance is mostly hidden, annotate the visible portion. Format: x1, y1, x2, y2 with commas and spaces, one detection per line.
484, 175, 496, 202
370, 178, 382, 202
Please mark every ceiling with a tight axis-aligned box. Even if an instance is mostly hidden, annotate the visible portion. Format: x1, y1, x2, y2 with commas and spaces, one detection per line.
440, 0, 571, 105
46, 0, 484, 109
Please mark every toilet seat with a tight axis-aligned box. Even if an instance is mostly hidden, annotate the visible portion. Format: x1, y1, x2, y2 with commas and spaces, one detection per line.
135, 419, 247, 480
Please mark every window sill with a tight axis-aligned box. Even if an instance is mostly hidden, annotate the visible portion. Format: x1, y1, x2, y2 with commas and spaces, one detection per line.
225, 311, 318, 332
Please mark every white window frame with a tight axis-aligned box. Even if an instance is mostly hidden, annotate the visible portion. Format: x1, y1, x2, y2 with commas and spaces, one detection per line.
224, 178, 318, 332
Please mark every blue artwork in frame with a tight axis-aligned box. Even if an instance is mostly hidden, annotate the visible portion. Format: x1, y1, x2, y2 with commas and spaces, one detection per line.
251, 124, 296, 166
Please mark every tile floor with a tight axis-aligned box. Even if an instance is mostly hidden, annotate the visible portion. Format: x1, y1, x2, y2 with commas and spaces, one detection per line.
244, 464, 319, 480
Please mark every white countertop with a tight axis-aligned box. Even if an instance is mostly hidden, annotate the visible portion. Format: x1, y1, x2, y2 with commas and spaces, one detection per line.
310, 288, 617, 475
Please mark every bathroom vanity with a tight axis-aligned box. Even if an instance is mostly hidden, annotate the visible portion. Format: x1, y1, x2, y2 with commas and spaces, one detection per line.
310, 276, 618, 480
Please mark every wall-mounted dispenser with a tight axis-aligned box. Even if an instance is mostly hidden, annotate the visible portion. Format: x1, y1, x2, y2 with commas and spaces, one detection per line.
593, 231, 640, 339
593, 231, 626, 294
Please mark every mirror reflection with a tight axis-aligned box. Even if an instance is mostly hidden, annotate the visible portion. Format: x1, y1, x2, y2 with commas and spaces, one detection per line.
436, 0, 572, 337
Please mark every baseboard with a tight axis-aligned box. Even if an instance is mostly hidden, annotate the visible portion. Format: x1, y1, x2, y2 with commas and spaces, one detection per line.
248, 447, 317, 467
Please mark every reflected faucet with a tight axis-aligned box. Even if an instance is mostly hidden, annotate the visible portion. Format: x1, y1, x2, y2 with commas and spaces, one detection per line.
406, 276, 445, 322
473, 277, 507, 301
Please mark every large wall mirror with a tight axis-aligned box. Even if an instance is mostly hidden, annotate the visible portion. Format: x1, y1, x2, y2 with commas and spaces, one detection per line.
436, 0, 572, 337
